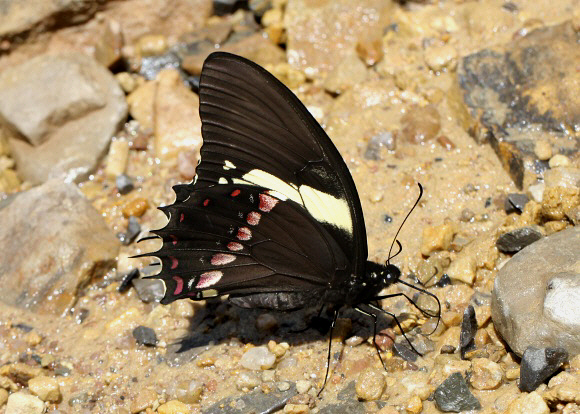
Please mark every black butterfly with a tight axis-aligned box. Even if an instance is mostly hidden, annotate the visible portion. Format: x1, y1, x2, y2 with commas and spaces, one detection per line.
142, 52, 440, 391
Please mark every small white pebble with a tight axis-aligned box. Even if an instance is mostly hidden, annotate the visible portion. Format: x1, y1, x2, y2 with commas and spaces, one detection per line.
236, 371, 261, 391
549, 154, 570, 168
296, 380, 312, 394
5, 392, 45, 414
105, 140, 129, 178
240, 346, 276, 370
528, 182, 545, 202
534, 140, 552, 161
277, 381, 291, 391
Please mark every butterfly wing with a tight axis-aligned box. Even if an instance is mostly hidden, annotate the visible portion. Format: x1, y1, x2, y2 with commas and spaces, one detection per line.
147, 52, 368, 305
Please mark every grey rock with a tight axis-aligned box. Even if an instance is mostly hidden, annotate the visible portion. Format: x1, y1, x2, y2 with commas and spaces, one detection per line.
0, 179, 119, 314
434, 372, 481, 412
0, 0, 98, 40
519, 346, 568, 392
319, 381, 366, 414
118, 216, 141, 246
0, 53, 127, 185
496, 226, 543, 253
460, 305, 477, 359
115, 174, 134, 195
504, 193, 529, 214
204, 382, 297, 414
492, 226, 580, 356
133, 326, 158, 347
393, 341, 418, 362
118, 268, 140, 293
132, 277, 165, 303
364, 132, 395, 160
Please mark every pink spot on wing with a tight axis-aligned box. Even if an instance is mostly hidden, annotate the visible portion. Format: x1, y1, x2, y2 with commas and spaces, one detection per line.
203, 198, 210, 207
246, 211, 261, 226
180, 213, 185, 222
230, 189, 241, 197
196, 270, 223, 288
227, 242, 243, 251
259, 193, 279, 212
172, 276, 183, 295
170, 235, 178, 245
211, 253, 236, 266
169, 256, 178, 269
237, 227, 251, 240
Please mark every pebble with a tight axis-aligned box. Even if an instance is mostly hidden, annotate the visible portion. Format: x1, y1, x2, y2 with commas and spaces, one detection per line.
115, 72, 140, 94
460, 305, 477, 358
177, 149, 199, 180
5, 392, 45, 414
105, 139, 130, 178
137, 34, 169, 57
496, 226, 543, 253
519, 346, 568, 392
355, 368, 385, 401
170, 300, 195, 318
506, 391, 549, 414
122, 197, 149, 218
236, 371, 261, 390
436, 135, 456, 150
157, 399, 190, 414
132, 326, 158, 347
534, 140, 552, 161
132, 277, 165, 303
130, 388, 158, 413
28, 375, 61, 402
529, 182, 545, 202
323, 54, 367, 95
433, 372, 481, 412
284, 404, 309, 414
116, 174, 134, 195
364, 132, 395, 160
469, 358, 503, 390
126, 80, 155, 129
505, 193, 530, 214
355, 36, 383, 66
401, 105, 441, 144
345, 335, 365, 347
549, 154, 571, 168
405, 395, 423, 414
447, 255, 476, 285
424, 44, 458, 71
268, 341, 289, 357
240, 346, 276, 370
295, 380, 312, 394
421, 223, 455, 256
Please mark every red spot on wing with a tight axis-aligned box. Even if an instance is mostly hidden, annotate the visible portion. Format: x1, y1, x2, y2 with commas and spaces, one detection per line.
196, 271, 223, 288
170, 256, 178, 269
230, 189, 241, 197
180, 213, 185, 222
170, 235, 178, 245
211, 253, 236, 266
259, 193, 279, 212
172, 276, 184, 295
237, 227, 252, 241
203, 199, 210, 207
227, 242, 243, 251
247, 211, 261, 226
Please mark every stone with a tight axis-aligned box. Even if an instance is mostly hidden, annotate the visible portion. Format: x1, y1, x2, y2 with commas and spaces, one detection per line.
323, 54, 368, 95
447, 254, 476, 285
5, 392, 45, 414
492, 226, 580, 356
433, 372, 481, 412
519, 347, 568, 392
355, 368, 385, 401
401, 105, 441, 144
130, 388, 158, 413
459, 305, 477, 359
0, 388, 7, 406
158, 400, 189, 414
0, 180, 119, 314
236, 371, 261, 390
127, 80, 156, 130
505, 193, 530, 214
119, 216, 141, 246
93, 19, 123, 68
457, 21, 580, 189
105, 140, 129, 178
175, 379, 203, 404
496, 226, 543, 253
116, 174, 134, 195
469, 358, 503, 390
506, 391, 549, 414
424, 44, 458, 72
285, 0, 390, 78
132, 326, 158, 347
132, 277, 165, 303
364, 132, 395, 161
240, 346, 276, 370
549, 154, 571, 168
28, 375, 60, 402
421, 223, 455, 256
122, 197, 149, 218
0, 54, 127, 185
154, 69, 203, 161
204, 382, 297, 414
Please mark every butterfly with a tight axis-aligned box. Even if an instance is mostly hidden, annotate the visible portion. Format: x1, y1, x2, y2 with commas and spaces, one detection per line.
141, 51, 440, 392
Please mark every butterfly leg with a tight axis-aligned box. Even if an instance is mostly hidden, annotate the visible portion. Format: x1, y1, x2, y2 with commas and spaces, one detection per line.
366, 302, 423, 357
318, 309, 338, 397
373, 291, 440, 319
354, 306, 387, 371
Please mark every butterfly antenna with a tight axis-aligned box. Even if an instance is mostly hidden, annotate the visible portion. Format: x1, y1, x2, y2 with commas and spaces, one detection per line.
387, 183, 423, 262
397, 279, 442, 335
387, 240, 403, 262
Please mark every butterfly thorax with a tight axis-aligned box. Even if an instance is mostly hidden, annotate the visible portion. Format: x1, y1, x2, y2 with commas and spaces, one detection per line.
323, 261, 401, 306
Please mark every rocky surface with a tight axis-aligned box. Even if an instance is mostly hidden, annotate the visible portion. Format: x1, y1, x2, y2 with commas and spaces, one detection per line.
0, 53, 127, 184
0, 0, 578, 413
492, 226, 580, 356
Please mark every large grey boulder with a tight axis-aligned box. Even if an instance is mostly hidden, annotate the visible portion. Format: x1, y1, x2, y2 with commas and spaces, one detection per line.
492, 226, 580, 356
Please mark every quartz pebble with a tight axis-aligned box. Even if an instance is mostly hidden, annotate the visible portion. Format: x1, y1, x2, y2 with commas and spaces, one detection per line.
105, 140, 129, 178
295, 380, 312, 394
157, 399, 190, 414
549, 154, 571, 168
506, 391, 549, 414
240, 346, 276, 370
355, 368, 385, 401
236, 371, 261, 390
175, 379, 203, 403
28, 375, 61, 402
469, 358, 503, 390
130, 388, 158, 413
534, 140, 552, 161
421, 223, 455, 256
5, 392, 45, 414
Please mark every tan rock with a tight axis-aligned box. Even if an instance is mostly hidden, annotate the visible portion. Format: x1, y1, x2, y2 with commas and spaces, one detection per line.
130, 388, 158, 413
157, 399, 190, 414
447, 254, 476, 285
469, 358, 503, 390
506, 391, 549, 414
105, 140, 129, 178
323, 54, 368, 95
127, 80, 156, 130
425, 44, 458, 72
421, 223, 455, 256
355, 368, 385, 401
5, 392, 45, 414
28, 375, 61, 402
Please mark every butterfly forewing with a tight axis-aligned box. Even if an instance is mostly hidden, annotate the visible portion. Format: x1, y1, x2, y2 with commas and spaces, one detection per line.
147, 52, 368, 305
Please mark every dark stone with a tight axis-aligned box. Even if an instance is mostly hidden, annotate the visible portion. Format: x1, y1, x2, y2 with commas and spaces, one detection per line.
436, 274, 452, 288
460, 305, 477, 359
364, 131, 395, 160
393, 341, 419, 362
383, 214, 393, 223
213, 0, 247, 16
54, 364, 71, 376
502, 2, 518, 12
13, 323, 34, 332
519, 346, 568, 392
440, 344, 456, 354
118, 268, 140, 293
496, 226, 543, 253
317, 382, 366, 414
115, 174, 134, 195
504, 193, 529, 214
484, 197, 492, 208
457, 21, 579, 189
75, 308, 89, 324
132, 268, 164, 303
132, 326, 158, 347
434, 372, 481, 412
125, 216, 141, 245
204, 382, 296, 414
